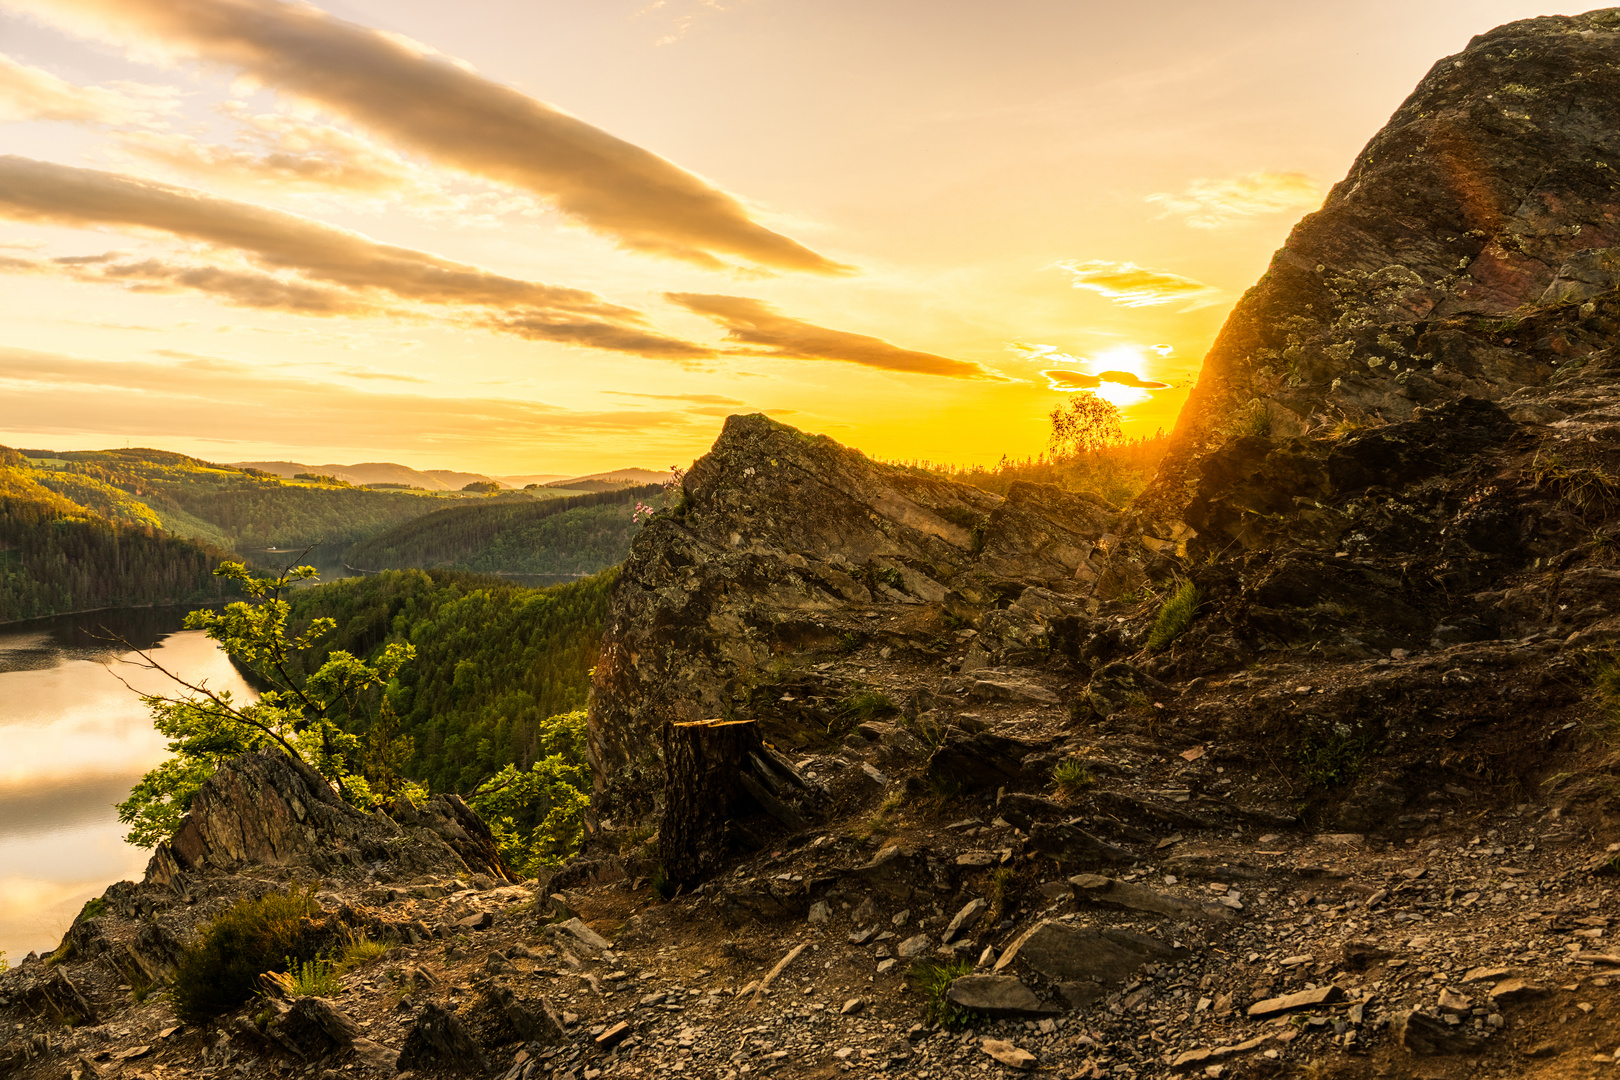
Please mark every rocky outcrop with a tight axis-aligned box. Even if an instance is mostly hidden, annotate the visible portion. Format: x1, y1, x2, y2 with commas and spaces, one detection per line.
587, 414, 1129, 833
1142, 8, 1620, 529
146, 749, 510, 886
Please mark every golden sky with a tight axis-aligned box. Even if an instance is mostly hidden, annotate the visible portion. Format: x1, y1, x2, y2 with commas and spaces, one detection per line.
0, 0, 1589, 474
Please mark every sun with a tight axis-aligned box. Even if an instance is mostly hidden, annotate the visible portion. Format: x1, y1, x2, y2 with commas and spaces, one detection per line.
1089, 346, 1154, 408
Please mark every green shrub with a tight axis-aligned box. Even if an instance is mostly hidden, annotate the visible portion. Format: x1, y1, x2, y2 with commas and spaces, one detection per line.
1051, 758, 1094, 796
170, 885, 320, 1024
1146, 581, 1201, 652
909, 959, 975, 1028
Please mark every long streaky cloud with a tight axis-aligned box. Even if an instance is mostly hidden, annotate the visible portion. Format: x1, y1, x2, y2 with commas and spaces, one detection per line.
0, 155, 714, 359
8, 0, 850, 274
667, 293, 986, 379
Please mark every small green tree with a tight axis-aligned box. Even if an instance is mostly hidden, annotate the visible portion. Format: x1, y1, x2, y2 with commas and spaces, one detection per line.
116, 561, 419, 847
467, 709, 590, 878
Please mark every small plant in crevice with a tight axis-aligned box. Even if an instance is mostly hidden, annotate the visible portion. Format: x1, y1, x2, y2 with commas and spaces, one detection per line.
984, 867, 1015, 929
1226, 399, 1272, 439
857, 811, 893, 841
649, 864, 678, 900
908, 958, 975, 1029
837, 689, 900, 724
969, 520, 989, 556
1146, 580, 1201, 652
616, 823, 657, 858
285, 956, 344, 997
1295, 726, 1380, 790
1529, 452, 1618, 518
1581, 648, 1620, 738
1051, 758, 1094, 797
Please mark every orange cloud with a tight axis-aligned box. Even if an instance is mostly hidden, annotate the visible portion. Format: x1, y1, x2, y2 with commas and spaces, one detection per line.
114, 105, 443, 205
1146, 170, 1321, 229
1054, 259, 1224, 310
0, 156, 714, 358
0, 51, 172, 125
13, 0, 850, 274
667, 293, 987, 378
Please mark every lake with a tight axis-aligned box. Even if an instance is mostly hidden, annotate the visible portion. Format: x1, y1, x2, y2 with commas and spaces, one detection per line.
0, 607, 256, 962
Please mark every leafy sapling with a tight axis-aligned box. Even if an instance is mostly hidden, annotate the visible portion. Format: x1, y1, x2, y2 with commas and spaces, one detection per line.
116, 560, 418, 847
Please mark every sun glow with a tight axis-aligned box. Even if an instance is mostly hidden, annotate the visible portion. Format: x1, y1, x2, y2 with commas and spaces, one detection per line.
1092, 381, 1152, 408
1087, 345, 1154, 407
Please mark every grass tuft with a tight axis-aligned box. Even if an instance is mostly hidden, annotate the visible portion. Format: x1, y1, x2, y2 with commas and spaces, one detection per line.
1146, 581, 1201, 652
1051, 758, 1094, 797
908, 958, 975, 1028
837, 689, 900, 723
335, 934, 390, 974
1530, 453, 1618, 518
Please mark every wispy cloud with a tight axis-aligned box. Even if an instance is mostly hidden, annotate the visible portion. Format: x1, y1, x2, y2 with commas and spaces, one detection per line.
113, 104, 447, 206
1053, 259, 1223, 310
0, 51, 173, 125
667, 293, 987, 379
333, 367, 428, 383
1146, 170, 1321, 229
10, 0, 848, 273
604, 390, 747, 406
0, 346, 699, 450
0, 156, 715, 359
638, 0, 748, 46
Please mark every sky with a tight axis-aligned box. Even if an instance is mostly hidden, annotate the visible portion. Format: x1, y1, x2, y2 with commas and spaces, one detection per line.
0, 0, 1592, 475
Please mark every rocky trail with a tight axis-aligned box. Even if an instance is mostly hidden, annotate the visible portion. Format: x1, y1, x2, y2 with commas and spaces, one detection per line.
12, 9, 1620, 1080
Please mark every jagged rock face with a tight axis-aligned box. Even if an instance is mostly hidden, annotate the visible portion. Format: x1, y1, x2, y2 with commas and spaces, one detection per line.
1146, 9, 1620, 525
588, 414, 1122, 823
146, 750, 510, 885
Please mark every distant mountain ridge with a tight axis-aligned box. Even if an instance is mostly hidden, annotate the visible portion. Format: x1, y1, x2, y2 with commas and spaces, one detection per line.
235, 461, 672, 491
546, 467, 670, 487
233, 460, 498, 491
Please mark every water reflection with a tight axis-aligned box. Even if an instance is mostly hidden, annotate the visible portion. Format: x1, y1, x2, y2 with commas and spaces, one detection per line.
0, 609, 256, 960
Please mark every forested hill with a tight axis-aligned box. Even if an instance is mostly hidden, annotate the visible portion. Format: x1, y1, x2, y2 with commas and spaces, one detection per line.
11, 446, 461, 550
285, 568, 613, 792
0, 447, 230, 621
346, 484, 661, 575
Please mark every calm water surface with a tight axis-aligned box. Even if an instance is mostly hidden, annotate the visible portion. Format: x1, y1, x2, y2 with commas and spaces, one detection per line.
0, 608, 256, 961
